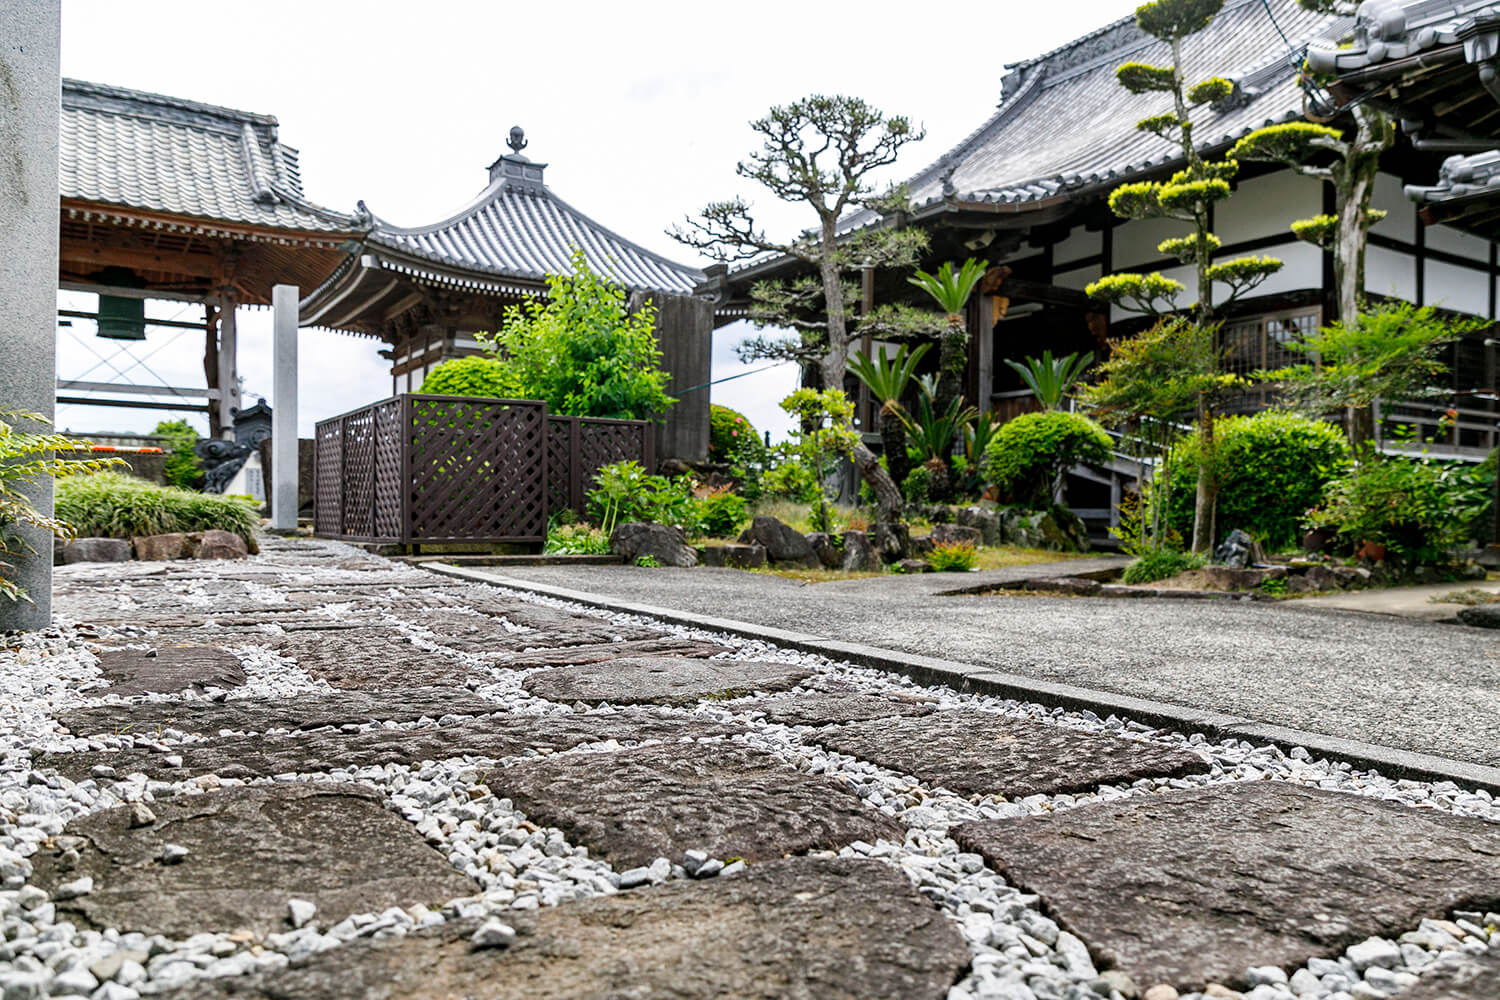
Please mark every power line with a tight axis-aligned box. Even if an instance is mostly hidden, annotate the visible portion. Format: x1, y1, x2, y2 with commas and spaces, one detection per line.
673, 361, 797, 396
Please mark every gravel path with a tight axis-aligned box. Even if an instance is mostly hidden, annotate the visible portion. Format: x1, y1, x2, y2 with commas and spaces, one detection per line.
468, 563, 1500, 768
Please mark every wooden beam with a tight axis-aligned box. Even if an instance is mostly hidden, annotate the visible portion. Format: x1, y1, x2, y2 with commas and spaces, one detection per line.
57, 396, 212, 413
57, 379, 220, 400
58, 309, 206, 331
59, 240, 223, 281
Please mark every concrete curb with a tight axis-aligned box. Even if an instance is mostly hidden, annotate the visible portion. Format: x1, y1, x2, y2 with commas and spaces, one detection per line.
425, 562, 1500, 795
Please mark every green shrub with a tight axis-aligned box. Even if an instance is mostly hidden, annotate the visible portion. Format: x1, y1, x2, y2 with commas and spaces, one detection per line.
981, 412, 1112, 506
902, 466, 932, 504
153, 419, 203, 490
928, 540, 977, 572
544, 522, 609, 554
1121, 547, 1204, 584
694, 490, 748, 536
1161, 411, 1349, 551
1305, 455, 1489, 565
761, 460, 821, 504
1469, 447, 1497, 544
55, 472, 258, 544
586, 460, 697, 533
418, 356, 511, 398
710, 405, 764, 463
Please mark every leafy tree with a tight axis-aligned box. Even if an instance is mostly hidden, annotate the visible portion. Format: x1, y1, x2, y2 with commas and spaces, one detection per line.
153, 419, 203, 490
908, 258, 988, 417
1004, 351, 1095, 411
1264, 301, 1484, 449
1084, 0, 1282, 552
779, 387, 860, 533
429, 248, 675, 420
847, 342, 931, 490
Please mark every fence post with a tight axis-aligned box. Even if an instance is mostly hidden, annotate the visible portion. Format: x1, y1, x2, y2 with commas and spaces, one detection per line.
339, 414, 351, 537
643, 422, 656, 475
569, 418, 583, 516
401, 396, 413, 546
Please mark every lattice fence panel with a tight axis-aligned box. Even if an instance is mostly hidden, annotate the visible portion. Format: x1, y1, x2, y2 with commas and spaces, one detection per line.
339, 407, 378, 538
407, 396, 547, 542
371, 399, 406, 539
578, 419, 649, 490
313, 417, 344, 536
546, 417, 575, 516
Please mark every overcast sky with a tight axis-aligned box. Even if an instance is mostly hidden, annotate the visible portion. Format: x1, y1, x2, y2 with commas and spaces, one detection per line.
55, 0, 1141, 440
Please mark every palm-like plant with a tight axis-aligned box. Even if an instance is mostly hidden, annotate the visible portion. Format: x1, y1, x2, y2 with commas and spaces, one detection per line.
908, 258, 988, 417
1004, 350, 1095, 411
899, 376, 978, 500
847, 342, 931, 490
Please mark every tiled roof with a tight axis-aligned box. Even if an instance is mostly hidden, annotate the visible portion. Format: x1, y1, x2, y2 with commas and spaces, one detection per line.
60, 79, 366, 236
1407, 149, 1500, 202
1305, 0, 1500, 75
831, 0, 1341, 237
366, 152, 704, 296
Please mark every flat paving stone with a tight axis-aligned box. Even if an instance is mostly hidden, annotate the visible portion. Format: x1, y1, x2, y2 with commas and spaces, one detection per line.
1397, 951, 1500, 999
951, 782, 1500, 992
38, 711, 738, 781
522, 656, 815, 706
742, 691, 937, 726
397, 607, 660, 655
488, 741, 902, 869
28, 784, 478, 938
270, 629, 484, 689
489, 635, 735, 670
56, 687, 504, 736
151, 857, 968, 1000
807, 709, 1209, 797
90, 645, 246, 696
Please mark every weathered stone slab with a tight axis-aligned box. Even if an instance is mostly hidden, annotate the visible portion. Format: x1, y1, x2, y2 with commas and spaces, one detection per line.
152, 858, 968, 1000
56, 687, 503, 737
91, 645, 246, 696
490, 636, 735, 670
489, 742, 902, 869
743, 692, 936, 727
394, 608, 659, 656
523, 656, 814, 706
951, 782, 1500, 992
808, 710, 1208, 797
270, 629, 483, 689
29, 784, 478, 938
1397, 951, 1500, 1000
38, 711, 738, 781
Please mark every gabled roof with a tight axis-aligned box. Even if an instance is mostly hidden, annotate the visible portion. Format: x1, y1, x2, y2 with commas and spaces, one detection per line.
60, 79, 368, 238
813, 0, 1340, 251
361, 148, 704, 297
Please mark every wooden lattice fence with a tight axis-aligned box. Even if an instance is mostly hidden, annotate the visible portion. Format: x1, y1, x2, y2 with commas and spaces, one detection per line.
314, 395, 651, 547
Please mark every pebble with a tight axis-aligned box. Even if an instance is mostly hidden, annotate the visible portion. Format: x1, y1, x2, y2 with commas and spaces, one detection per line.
469, 919, 516, 951
287, 899, 317, 929
159, 844, 189, 865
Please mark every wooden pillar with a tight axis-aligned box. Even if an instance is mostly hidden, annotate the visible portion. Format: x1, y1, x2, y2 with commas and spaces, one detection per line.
216, 291, 242, 437
204, 304, 221, 437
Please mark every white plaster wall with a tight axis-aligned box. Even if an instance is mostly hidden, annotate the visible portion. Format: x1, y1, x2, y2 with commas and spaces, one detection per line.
1054, 264, 1101, 292
1370, 171, 1416, 243
1217, 171, 1322, 244
1210, 240, 1322, 302
1113, 216, 1192, 269
1052, 227, 1102, 267
1366, 245, 1416, 301
1110, 263, 1194, 322
1424, 259, 1490, 317
1426, 223, 1491, 261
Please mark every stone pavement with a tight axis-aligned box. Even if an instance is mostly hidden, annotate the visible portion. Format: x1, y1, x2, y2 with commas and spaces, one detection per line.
467, 562, 1500, 768
1, 536, 1498, 1000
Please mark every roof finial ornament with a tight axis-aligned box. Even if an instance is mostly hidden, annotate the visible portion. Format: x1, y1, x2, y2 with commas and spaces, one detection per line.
507, 126, 528, 155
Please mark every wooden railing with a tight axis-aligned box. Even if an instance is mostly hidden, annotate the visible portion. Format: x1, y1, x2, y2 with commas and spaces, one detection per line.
314, 394, 652, 547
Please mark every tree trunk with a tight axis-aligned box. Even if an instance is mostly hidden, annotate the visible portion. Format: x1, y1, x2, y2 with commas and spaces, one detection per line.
934, 318, 968, 416
1190, 402, 1216, 554
817, 215, 849, 392
881, 406, 911, 490
852, 442, 903, 521
1349, 403, 1376, 453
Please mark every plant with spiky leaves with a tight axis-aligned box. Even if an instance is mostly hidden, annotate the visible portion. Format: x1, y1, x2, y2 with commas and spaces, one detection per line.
907, 258, 988, 418
1004, 350, 1096, 411
1085, 0, 1281, 552
848, 342, 931, 490
898, 376, 979, 501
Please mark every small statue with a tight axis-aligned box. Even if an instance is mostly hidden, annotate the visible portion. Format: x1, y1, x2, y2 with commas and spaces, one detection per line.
195, 438, 254, 494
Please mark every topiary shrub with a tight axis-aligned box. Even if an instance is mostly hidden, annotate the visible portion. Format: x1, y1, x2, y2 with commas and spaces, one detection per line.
709, 405, 761, 461
981, 412, 1111, 507
1161, 411, 1349, 551
55, 472, 258, 544
418, 356, 511, 398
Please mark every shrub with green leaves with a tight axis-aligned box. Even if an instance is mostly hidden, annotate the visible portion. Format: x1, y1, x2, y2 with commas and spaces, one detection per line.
586, 460, 697, 534
694, 490, 748, 536
709, 405, 764, 463
1305, 455, 1488, 565
418, 356, 511, 398
153, 419, 203, 490
1161, 411, 1350, 551
1121, 547, 1203, 584
544, 522, 609, 555
901, 465, 932, 504
761, 460, 821, 504
55, 472, 258, 545
928, 540, 977, 572
981, 412, 1111, 506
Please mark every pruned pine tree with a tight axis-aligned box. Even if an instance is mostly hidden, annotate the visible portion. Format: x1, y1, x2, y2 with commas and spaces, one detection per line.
1085, 0, 1282, 553
671, 95, 928, 520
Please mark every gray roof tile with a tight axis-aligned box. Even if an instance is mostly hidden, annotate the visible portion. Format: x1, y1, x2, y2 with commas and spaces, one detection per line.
1306, 0, 1500, 74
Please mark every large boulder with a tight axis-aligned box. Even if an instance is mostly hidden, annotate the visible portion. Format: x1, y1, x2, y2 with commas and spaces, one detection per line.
804, 532, 842, 569
132, 532, 190, 561
1458, 605, 1500, 629
870, 522, 910, 563
699, 544, 766, 569
931, 523, 983, 548
839, 531, 878, 572
1199, 565, 1286, 591
57, 537, 132, 565
1001, 508, 1089, 552
611, 522, 698, 568
737, 516, 817, 567
954, 506, 1003, 546
1214, 528, 1265, 569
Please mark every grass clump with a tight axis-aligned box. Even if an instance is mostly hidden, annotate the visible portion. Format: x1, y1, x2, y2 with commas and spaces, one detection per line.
55, 472, 258, 544
928, 541, 978, 572
1121, 547, 1204, 585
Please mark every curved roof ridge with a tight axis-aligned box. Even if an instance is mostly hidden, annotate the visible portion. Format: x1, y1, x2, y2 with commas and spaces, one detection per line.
62, 78, 278, 129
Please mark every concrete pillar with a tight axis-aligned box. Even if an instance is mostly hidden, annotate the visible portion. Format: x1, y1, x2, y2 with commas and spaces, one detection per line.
216, 292, 241, 438
0, 1, 61, 630
272, 285, 299, 530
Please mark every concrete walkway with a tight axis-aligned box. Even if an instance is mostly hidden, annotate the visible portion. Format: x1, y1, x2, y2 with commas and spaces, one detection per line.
1297, 578, 1500, 621
465, 561, 1500, 769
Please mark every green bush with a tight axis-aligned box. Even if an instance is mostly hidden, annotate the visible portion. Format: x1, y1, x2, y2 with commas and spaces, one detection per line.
694, 490, 748, 536
710, 405, 764, 463
586, 461, 697, 533
544, 522, 609, 554
981, 412, 1112, 506
418, 356, 511, 398
1305, 455, 1489, 565
761, 460, 821, 504
1469, 447, 1497, 544
901, 465, 932, 504
56, 472, 258, 544
1162, 411, 1349, 551
153, 419, 203, 489
928, 540, 977, 572
1121, 547, 1204, 584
